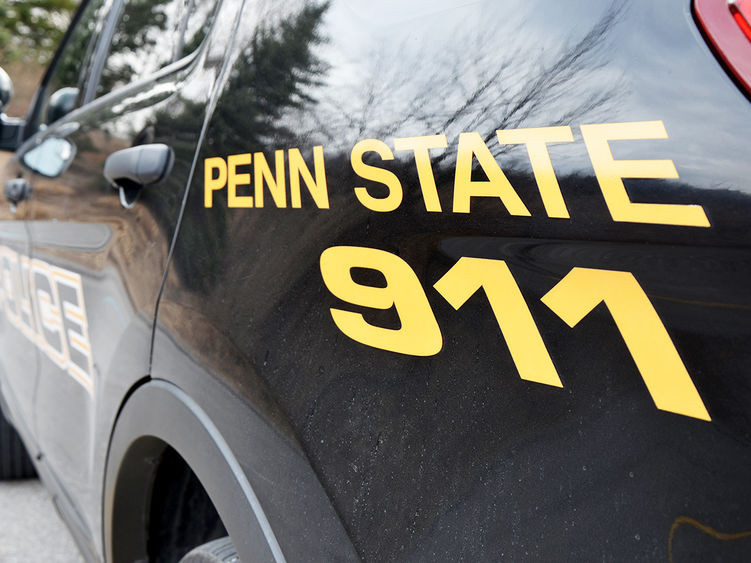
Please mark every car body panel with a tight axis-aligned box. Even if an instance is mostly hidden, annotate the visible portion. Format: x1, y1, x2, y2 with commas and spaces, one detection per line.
154, 0, 751, 560
1, 0, 751, 560
0, 199, 39, 438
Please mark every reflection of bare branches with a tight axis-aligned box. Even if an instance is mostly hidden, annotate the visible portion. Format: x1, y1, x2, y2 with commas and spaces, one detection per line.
288, 3, 624, 158
482, 6, 623, 138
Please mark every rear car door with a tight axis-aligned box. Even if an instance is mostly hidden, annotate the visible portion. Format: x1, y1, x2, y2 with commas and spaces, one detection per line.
153, 0, 751, 559
13, 0, 220, 553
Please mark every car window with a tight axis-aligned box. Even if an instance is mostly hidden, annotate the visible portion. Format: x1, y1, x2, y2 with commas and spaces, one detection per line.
96, 0, 216, 97
32, 0, 108, 132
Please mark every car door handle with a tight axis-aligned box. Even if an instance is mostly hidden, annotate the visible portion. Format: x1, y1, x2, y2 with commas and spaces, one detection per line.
103, 143, 174, 208
4, 177, 33, 211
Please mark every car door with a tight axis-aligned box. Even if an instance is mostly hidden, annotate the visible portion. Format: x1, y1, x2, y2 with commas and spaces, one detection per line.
0, 156, 38, 436
152, 0, 751, 559
0, 0, 111, 443
14, 0, 221, 550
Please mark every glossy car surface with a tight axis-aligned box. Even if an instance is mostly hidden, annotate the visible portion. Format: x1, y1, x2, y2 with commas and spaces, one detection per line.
1, 0, 750, 560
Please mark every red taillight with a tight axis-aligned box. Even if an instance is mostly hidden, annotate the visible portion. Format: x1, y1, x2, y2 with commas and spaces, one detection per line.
730, 0, 751, 39
694, 0, 751, 94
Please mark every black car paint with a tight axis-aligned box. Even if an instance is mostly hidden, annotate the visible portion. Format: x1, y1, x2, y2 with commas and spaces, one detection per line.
1, 0, 751, 560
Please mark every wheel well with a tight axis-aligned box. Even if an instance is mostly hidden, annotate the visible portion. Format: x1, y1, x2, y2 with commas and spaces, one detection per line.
148, 445, 228, 562
105, 380, 287, 562
108, 437, 227, 563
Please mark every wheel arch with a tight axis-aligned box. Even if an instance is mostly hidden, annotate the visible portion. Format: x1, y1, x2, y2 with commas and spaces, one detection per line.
103, 379, 284, 563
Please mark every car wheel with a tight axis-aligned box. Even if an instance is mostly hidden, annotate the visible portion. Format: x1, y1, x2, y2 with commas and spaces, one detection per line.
0, 405, 36, 479
178, 537, 239, 563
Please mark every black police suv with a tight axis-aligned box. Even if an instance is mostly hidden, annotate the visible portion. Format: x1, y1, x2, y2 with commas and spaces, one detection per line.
1, 0, 751, 560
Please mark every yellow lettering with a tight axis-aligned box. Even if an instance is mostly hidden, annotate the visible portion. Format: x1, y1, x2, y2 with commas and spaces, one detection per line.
31, 260, 68, 369
254, 150, 287, 208
393, 134, 447, 212
541, 267, 710, 421
580, 121, 709, 227
204, 157, 227, 208
496, 126, 573, 219
320, 246, 442, 356
453, 132, 530, 215
351, 139, 403, 212
434, 257, 561, 387
289, 146, 329, 209
54, 268, 94, 393
227, 153, 253, 208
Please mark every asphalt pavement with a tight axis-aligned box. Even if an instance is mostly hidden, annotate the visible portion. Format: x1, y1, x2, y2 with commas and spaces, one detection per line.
0, 479, 83, 562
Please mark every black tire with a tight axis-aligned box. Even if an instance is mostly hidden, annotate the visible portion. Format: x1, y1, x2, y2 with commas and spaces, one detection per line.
0, 404, 36, 479
178, 537, 239, 563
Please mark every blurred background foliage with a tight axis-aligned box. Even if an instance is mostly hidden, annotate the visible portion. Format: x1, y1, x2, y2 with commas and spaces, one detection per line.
0, 0, 77, 62
0, 0, 78, 115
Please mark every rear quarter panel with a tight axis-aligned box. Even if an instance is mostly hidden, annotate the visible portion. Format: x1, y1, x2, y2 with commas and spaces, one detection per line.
153, 0, 751, 559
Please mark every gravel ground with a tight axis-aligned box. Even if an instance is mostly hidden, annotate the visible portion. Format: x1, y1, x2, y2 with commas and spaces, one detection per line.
0, 479, 83, 562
